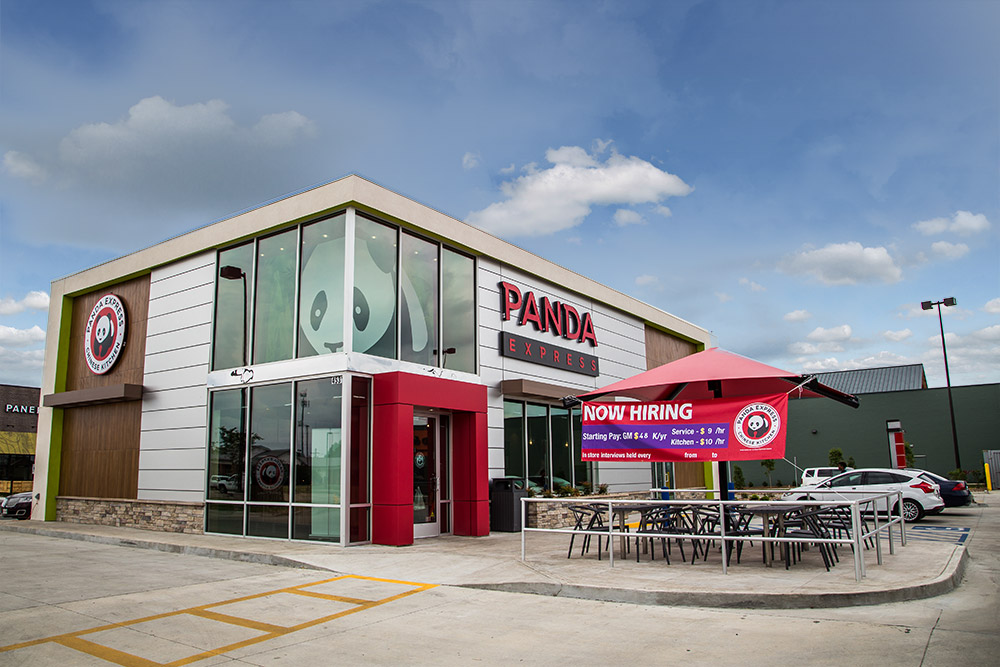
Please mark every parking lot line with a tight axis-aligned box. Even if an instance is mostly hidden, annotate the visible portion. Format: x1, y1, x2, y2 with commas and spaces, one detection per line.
0, 574, 437, 666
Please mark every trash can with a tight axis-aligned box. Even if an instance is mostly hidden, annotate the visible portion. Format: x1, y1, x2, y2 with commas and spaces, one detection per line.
490, 478, 528, 532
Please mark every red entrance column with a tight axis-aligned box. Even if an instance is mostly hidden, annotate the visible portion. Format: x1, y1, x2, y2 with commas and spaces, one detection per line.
371, 372, 488, 546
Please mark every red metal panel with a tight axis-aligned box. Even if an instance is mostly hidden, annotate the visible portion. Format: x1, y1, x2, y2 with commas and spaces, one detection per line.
372, 504, 413, 546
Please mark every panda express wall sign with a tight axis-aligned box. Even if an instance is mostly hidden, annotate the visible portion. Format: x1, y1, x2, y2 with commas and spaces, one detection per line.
498, 281, 599, 377
84, 294, 128, 375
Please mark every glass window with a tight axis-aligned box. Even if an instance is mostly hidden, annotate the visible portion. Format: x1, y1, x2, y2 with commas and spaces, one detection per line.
253, 229, 297, 364
571, 406, 591, 487
248, 383, 292, 503
550, 407, 573, 489
298, 214, 347, 357
207, 389, 246, 501
349, 376, 371, 543
865, 472, 897, 485
294, 506, 340, 542
247, 504, 289, 539
503, 400, 525, 480
526, 404, 550, 490
829, 472, 863, 487
294, 378, 342, 506
353, 216, 397, 358
441, 248, 476, 373
206, 503, 243, 535
213, 243, 253, 370
400, 232, 438, 365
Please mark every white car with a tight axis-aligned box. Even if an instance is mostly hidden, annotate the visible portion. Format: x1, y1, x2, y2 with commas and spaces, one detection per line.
783, 467, 944, 522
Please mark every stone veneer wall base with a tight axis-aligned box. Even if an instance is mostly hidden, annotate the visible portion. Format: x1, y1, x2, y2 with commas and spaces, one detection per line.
56, 497, 204, 534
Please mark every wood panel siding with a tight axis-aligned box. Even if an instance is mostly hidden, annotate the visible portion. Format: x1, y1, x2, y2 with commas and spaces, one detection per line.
57, 276, 149, 499
59, 401, 141, 498
65, 276, 150, 392
644, 325, 698, 370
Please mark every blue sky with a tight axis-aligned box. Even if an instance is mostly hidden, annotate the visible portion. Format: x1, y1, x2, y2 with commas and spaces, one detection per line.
1, 0, 997, 389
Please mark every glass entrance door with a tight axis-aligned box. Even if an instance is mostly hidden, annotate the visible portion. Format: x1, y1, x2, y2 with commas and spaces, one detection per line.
413, 414, 449, 538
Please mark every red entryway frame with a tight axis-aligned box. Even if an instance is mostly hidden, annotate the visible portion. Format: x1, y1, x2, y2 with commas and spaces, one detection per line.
371, 372, 489, 545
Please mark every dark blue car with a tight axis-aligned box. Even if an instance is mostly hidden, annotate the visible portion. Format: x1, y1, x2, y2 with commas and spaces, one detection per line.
909, 469, 973, 509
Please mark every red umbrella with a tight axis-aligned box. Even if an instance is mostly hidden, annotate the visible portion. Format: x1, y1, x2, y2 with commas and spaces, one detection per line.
574, 347, 859, 408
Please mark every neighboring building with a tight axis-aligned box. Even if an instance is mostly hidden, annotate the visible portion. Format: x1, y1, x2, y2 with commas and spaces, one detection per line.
1, 384, 39, 495
739, 364, 1000, 486
34, 175, 711, 545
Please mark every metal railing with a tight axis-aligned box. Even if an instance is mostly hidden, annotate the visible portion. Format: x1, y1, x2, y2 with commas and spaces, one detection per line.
520, 489, 908, 582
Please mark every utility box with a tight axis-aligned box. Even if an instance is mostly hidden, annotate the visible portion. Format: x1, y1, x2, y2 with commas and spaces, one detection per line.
489, 478, 528, 532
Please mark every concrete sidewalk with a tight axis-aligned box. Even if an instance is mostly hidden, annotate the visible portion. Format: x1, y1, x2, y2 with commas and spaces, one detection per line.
2, 502, 986, 610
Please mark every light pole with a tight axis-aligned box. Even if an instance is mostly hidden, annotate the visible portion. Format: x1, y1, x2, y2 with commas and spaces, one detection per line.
921, 297, 960, 470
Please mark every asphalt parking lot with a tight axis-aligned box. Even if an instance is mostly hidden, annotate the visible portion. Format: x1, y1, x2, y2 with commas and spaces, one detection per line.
1, 500, 997, 665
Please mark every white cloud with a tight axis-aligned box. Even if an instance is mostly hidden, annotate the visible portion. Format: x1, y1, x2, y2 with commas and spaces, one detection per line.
739, 277, 765, 292
913, 210, 990, 236
798, 350, 912, 373
789, 342, 840, 355
715, 292, 733, 303
972, 324, 1000, 342
499, 163, 516, 174
780, 242, 902, 285
883, 328, 912, 342
8, 96, 314, 196
654, 204, 673, 217
783, 310, 812, 322
0, 325, 46, 346
0, 291, 50, 315
635, 274, 658, 286
807, 325, 852, 342
3, 151, 48, 183
0, 346, 45, 385
930, 240, 969, 260
614, 209, 644, 226
462, 152, 481, 169
982, 298, 1000, 314
465, 144, 691, 237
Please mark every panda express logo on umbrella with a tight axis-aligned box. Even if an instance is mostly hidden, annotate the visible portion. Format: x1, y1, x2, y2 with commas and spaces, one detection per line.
84, 294, 128, 375
733, 401, 781, 449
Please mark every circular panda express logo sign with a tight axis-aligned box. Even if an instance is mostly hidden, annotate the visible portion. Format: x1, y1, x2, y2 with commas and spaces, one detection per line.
733, 401, 781, 449
84, 294, 127, 375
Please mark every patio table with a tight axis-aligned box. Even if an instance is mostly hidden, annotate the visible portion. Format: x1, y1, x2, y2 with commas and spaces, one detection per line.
739, 503, 805, 567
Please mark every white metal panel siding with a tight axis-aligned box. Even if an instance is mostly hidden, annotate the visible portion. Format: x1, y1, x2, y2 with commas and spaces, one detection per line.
480, 260, 650, 493
138, 252, 214, 502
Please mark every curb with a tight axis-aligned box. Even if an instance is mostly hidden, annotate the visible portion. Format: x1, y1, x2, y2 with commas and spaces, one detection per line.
1, 521, 967, 609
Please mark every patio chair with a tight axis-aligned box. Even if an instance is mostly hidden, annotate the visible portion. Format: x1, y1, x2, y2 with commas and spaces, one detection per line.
698, 506, 766, 565
567, 504, 611, 560
783, 507, 838, 571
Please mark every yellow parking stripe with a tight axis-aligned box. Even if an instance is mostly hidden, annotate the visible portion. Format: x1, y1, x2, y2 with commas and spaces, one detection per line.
0, 574, 438, 666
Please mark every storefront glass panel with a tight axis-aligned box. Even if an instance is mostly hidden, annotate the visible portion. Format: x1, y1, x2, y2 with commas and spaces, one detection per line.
572, 406, 591, 487
441, 249, 476, 373
353, 216, 397, 359
247, 504, 289, 538
207, 389, 246, 501
293, 506, 340, 542
400, 232, 438, 366
503, 400, 525, 481
349, 376, 371, 543
293, 378, 342, 506
213, 243, 254, 370
253, 229, 297, 364
298, 213, 346, 357
550, 406, 573, 489
526, 404, 550, 490
248, 383, 292, 503
205, 503, 243, 535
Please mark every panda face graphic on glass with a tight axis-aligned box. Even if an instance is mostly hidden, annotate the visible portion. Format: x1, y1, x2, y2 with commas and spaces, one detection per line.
300, 232, 409, 357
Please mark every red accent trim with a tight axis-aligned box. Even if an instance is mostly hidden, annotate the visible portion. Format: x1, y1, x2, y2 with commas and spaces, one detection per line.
370, 372, 488, 545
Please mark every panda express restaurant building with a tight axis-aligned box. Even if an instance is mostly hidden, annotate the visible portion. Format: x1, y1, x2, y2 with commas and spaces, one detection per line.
33, 176, 711, 545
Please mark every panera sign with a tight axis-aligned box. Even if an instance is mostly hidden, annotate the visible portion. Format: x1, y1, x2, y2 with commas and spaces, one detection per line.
498, 281, 599, 377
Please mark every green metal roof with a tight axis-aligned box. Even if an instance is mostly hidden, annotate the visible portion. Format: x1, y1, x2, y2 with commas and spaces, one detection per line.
812, 364, 927, 395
